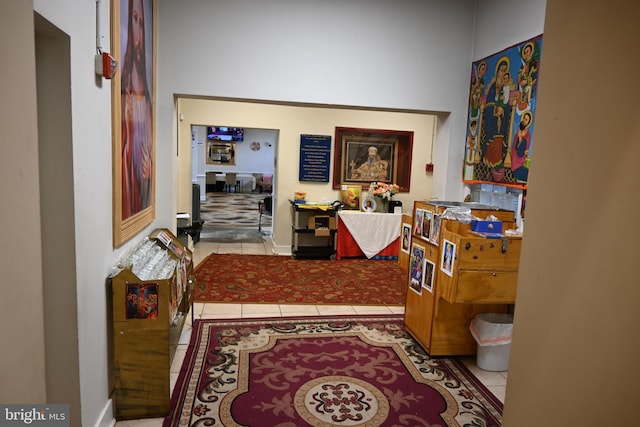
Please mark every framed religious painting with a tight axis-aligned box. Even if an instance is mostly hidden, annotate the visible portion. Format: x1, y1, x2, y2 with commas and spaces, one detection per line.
111, 0, 157, 246
332, 127, 413, 191
463, 34, 543, 189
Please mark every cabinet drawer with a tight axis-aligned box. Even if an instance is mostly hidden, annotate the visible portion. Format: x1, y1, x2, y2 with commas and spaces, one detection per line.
446, 270, 518, 304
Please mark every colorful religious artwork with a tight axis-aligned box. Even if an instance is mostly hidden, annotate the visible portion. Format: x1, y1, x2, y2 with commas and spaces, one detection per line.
463, 35, 542, 188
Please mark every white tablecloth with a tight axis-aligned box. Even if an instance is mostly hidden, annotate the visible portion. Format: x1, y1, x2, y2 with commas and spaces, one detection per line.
337, 211, 402, 258
215, 173, 256, 191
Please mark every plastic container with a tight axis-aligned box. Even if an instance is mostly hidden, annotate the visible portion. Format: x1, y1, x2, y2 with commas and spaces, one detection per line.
470, 313, 514, 371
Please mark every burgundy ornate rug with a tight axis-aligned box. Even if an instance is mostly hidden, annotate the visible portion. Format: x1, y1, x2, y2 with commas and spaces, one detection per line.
164, 316, 502, 427
194, 254, 407, 305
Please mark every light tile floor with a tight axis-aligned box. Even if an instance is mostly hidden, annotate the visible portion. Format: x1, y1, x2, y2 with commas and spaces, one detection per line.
114, 238, 507, 426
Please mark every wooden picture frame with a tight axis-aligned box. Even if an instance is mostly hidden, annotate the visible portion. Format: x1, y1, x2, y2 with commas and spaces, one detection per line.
423, 259, 435, 293
112, 0, 157, 246
332, 127, 413, 191
409, 243, 425, 295
441, 239, 456, 277
401, 223, 411, 254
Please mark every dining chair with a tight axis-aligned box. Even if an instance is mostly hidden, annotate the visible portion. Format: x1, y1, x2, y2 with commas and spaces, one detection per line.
224, 172, 240, 192
259, 174, 273, 193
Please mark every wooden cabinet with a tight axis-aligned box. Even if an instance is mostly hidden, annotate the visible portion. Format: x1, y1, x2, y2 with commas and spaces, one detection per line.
110, 229, 195, 420
290, 201, 338, 259
438, 228, 521, 304
404, 201, 520, 356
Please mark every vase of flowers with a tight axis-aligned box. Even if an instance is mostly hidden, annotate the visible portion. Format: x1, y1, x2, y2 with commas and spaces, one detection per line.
368, 182, 400, 212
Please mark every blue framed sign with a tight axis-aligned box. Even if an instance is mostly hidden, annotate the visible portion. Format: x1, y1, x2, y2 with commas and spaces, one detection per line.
299, 134, 331, 182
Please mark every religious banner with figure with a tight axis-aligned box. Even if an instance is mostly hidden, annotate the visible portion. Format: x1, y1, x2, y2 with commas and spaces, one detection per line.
463, 35, 542, 188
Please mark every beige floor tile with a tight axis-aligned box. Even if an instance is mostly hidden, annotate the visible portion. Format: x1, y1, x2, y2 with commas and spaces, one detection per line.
316, 305, 358, 315
201, 303, 242, 318
192, 242, 217, 266
192, 303, 206, 318
487, 385, 506, 403
216, 243, 243, 254
462, 358, 508, 386
279, 304, 321, 317
387, 305, 405, 315
170, 345, 188, 374
242, 304, 281, 317
352, 305, 395, 315
241, 242, 268, 254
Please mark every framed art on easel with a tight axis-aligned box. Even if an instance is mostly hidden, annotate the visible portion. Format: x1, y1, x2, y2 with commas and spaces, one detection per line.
112, 0, 157, 246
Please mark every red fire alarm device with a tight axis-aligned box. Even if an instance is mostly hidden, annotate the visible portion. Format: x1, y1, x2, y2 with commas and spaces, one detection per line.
426, 163, 434, 173
95, 52, 118, 79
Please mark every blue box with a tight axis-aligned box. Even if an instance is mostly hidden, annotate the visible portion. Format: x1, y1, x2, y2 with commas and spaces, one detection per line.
471, 219, 502, 233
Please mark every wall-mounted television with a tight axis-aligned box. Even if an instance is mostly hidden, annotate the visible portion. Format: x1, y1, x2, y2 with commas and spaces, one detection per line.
207, 126, 244, 142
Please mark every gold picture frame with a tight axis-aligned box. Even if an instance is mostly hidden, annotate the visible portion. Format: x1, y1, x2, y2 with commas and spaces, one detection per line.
111, 0, 157, 246
206, 141, 236, 165
341, 186, 362, 210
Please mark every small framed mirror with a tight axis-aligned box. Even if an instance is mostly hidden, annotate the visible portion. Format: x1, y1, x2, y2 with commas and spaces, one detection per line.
207, 141, 236, 165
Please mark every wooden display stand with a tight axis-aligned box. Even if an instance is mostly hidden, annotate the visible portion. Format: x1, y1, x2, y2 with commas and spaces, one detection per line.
404, 201, 520, 356
110, 229, 195, 420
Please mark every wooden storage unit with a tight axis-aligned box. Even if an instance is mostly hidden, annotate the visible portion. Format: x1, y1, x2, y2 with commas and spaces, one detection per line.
404, 201, 520, 356
110, 229, 195, 420
290, 200, 338, 259
438, 228, 521, 304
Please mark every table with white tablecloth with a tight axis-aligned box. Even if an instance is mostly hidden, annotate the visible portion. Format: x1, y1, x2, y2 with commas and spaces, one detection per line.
336, 211, 402, 260
213, 173, 256, 192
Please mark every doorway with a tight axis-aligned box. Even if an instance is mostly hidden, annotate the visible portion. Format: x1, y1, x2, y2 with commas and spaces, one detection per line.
35, 12, 81, 419
189, 125, 277, 241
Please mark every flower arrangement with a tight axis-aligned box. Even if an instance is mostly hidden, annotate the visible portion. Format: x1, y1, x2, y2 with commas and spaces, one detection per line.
369, 181, 400, 200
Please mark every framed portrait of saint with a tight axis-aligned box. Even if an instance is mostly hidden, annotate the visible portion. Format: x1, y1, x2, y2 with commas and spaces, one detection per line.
332, 127, 413, 191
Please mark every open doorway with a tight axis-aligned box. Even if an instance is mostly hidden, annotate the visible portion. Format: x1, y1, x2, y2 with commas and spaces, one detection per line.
190, 125, 277, 242
34, 12, 81, 419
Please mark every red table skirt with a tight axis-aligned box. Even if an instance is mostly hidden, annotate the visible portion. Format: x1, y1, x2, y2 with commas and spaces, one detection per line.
336, 219, 400, 260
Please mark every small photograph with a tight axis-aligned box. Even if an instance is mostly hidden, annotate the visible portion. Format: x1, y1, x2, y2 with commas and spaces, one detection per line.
414, 209, 425, 236
430, 214, 442, 245
362, 197, 377, 213
401, 223, 411, 254
423, 259, 435, 293
341, 186, 362, 210
409, 243, 425, 295
422, 210, 433, 241
441, 239, 456, 277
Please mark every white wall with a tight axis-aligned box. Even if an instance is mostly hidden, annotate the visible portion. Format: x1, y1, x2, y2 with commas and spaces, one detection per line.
159, 0, 477, 202
202, 128, 277, 175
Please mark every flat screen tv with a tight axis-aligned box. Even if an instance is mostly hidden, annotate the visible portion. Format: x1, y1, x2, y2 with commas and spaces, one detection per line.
207, 126, 244, 142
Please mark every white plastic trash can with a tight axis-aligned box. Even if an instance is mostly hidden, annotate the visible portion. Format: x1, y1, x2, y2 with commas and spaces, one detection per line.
469, 313, 514, 372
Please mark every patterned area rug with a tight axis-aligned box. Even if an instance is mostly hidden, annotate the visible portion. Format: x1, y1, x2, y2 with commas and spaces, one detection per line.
164, 316, 502, 427
201, 192, 271, 229
194, 254, 407, 305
